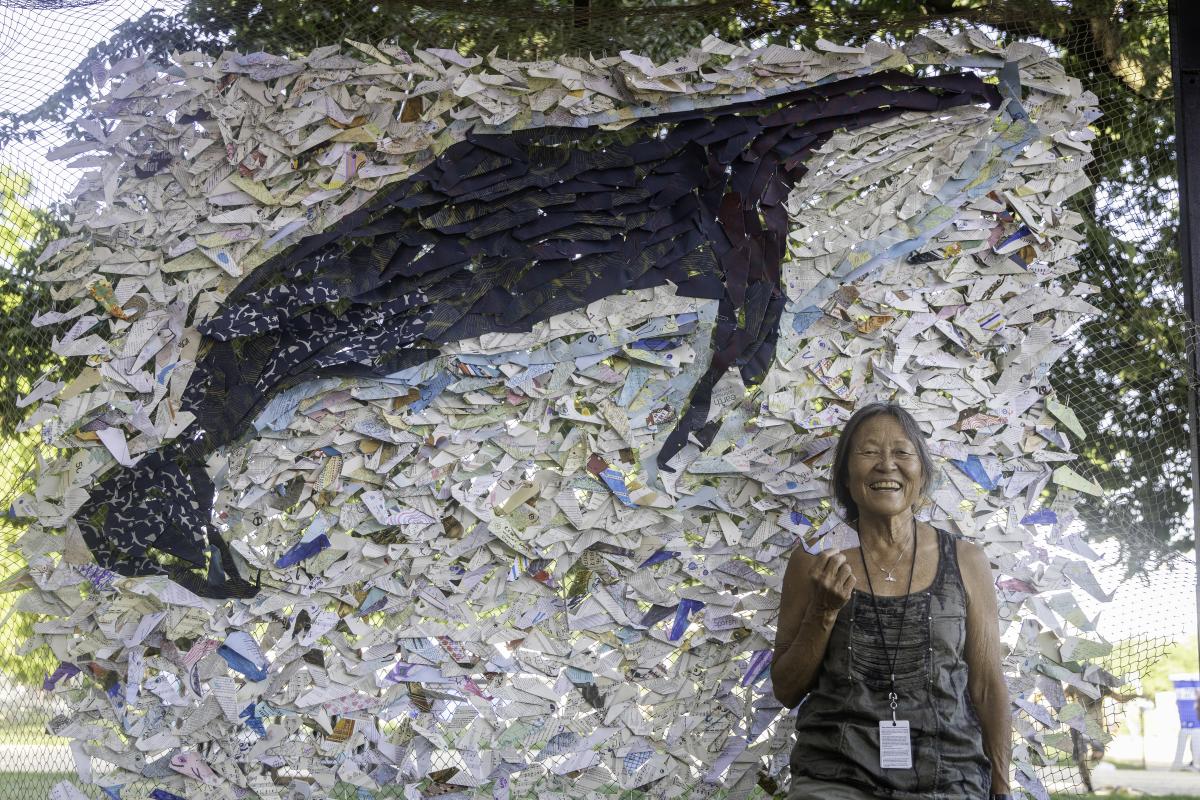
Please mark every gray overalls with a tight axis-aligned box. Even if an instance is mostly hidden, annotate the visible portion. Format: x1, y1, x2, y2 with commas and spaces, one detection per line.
787, 529, 992, 800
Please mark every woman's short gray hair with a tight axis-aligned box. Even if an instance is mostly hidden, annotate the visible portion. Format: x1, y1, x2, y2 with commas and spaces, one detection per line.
830, 402, 934, 521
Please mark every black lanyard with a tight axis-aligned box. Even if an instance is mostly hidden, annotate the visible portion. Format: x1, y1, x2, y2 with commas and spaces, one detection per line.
860, 519, 918, 722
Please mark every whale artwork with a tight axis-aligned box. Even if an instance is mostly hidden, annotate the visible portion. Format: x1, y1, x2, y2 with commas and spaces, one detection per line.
73, 67, 1002, 598
20, 32, 1109, 799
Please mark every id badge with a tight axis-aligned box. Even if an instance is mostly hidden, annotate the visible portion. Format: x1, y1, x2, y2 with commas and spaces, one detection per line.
879, 720, 912, 769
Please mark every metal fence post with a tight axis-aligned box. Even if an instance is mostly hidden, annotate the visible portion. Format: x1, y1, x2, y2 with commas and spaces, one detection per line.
1170, 0, 1200, 676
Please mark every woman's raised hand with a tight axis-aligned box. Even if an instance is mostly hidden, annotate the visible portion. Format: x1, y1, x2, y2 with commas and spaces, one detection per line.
809, 549, 856, 616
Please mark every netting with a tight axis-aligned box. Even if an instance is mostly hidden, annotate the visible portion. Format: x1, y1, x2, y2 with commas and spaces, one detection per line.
0, 0, 1194, 798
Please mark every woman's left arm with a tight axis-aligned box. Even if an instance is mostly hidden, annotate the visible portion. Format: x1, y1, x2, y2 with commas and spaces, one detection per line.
959, 540, 1011, 795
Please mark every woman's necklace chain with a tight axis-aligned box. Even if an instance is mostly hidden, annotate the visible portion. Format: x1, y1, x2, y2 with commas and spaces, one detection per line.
872, 529, 914, 582
859, 517, 920, 722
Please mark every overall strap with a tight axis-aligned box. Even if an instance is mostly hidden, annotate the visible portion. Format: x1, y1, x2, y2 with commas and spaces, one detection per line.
934, 527, 968, 600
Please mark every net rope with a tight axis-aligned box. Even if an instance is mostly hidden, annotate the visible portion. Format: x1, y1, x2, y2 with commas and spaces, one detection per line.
0, 0, 1192, 797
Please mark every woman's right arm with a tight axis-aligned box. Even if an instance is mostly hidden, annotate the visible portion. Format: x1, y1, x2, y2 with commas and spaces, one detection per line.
771, 547, 856, 708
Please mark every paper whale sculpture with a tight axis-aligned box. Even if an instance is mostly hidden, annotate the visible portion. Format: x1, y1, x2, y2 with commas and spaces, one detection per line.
22, 33, 1113, 800
75, 70, 1000, 597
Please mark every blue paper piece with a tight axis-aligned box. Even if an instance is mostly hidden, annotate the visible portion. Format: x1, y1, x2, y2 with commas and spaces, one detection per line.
669, 599, 705, 641
43, 661, 80, 691
565, 666, 595, 685
150, 790, 187, 800
952, 454, 996, 490
106, 680, 126, 717
617, 365, 651, 407
740, 649, 773, 686
252, 378, 340, 432
240, 702, 266, 736
640, 604, 676, 628
409, 370, 454, 412
791, 307, 824, 336
630, 336, 680, 351
997, 224, 1034, 252
638, 549, 678, 568
599, 467, 636, 507
155, 361, 177, 386
357, 586, 388, 615
1020, 508, 1058, 525
274, 533, 331, 568
615, 626, 642, 645
100, 786, 124, 800
218, 646, 269, 681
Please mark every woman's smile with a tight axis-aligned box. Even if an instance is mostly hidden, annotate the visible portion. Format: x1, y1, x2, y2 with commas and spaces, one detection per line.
847, 415, 925, 519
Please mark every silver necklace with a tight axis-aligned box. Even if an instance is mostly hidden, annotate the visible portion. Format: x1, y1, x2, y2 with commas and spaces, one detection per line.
871, 522, 916, 582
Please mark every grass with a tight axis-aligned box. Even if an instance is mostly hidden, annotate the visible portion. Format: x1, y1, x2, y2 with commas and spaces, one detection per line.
0, 723, 61, 746
0, 772, 96, 797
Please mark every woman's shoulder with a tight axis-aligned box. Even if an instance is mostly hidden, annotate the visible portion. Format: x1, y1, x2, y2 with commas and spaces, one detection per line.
927, 524, 981, 550
783, 542, 824, 575
926, 525, 989, 576
938, 528, 985, 555
782, 542, 811, 575
925, 522, 960, 539
949, 536, 992, 585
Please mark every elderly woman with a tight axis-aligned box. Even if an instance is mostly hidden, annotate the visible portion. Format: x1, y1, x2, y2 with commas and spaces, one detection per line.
772, 402, 1011, 800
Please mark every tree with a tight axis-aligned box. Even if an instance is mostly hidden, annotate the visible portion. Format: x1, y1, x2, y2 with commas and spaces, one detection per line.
0, 167, 62, 436
1137, 633, 1198, 695
0, 168, 65, 686
0, 0, 1187, 557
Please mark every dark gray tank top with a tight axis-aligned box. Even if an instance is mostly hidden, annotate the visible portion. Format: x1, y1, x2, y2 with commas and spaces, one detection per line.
789, 528, 992, 799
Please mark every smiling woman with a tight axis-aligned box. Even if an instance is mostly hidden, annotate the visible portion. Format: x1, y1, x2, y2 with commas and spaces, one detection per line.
835, 409, 933, 525
772, 402, 1012, 800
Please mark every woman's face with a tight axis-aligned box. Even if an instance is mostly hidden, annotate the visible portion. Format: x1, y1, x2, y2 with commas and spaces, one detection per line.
845, 414, 925, 521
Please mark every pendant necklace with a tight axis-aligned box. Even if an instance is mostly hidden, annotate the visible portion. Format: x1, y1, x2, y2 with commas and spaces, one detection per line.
876, 533, 913, 582
859, 517, 919, 770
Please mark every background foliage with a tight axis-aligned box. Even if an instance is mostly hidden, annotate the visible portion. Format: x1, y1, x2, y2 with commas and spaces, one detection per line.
1139, 634, 1199, 695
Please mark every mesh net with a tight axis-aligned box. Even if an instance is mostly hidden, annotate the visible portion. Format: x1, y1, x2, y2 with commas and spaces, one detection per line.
0, 0, 1193, 797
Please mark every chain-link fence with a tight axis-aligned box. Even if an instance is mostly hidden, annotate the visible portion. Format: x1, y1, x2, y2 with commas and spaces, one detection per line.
0, 0, 1195, 797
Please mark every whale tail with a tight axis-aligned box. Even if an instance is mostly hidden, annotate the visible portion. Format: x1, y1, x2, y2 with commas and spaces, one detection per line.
75, 448, 259, 598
